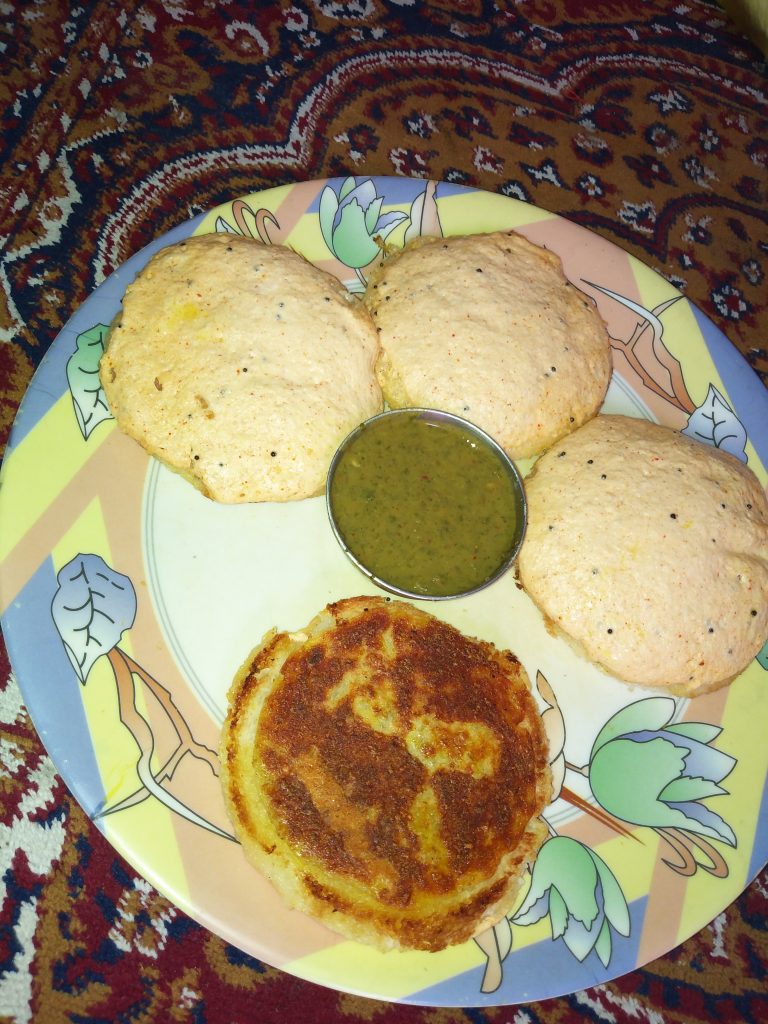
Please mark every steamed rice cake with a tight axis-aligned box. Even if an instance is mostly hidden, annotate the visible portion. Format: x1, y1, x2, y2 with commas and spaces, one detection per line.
100, 233, 382, 502
517, 414, 768, 695
363, 230, 612, 459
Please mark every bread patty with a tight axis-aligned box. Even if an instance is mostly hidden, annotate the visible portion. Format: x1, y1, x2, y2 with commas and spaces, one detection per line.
100, 233, 382, 502
518, 415, 768, 695
219, 596, 551, 951
363, 231, 612, 459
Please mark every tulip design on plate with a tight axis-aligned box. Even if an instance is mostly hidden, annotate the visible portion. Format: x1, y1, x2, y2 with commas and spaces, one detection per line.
512, 835, 631, 967
475, 685, 739, 993
476, 671, 632, 992
51, 553, 233, 841
588, 696, 736, 876
477, 834, 632, 991
318, 176, 433, 288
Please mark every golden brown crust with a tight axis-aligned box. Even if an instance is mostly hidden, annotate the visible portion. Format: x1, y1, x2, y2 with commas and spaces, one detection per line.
219, 597, 552, 951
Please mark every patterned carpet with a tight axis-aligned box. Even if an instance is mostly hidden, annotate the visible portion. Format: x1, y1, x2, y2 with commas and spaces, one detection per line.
1, 1, 767, 1021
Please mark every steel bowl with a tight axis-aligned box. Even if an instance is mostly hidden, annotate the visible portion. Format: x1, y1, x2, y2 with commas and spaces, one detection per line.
326, 408, 527, 600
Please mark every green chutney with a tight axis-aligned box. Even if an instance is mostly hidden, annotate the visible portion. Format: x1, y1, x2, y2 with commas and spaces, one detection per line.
328, 410, 525, 598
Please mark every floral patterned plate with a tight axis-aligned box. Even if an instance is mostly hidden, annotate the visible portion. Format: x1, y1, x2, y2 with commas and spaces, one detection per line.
1, 177, 767, 1007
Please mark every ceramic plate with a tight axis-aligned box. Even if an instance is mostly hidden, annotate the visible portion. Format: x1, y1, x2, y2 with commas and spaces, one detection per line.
1, 177, 767, 1007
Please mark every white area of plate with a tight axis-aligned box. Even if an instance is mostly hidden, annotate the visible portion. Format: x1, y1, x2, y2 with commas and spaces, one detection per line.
143, 372, 663, 827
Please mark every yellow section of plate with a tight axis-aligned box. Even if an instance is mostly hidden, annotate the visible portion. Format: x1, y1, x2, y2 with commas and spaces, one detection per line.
281, 215, 338, 264
288, 936, 492, 1002
51, 498, 189, 906
436, 190, 554, 235
595, 828, 658, 904
0, 396, 115, 562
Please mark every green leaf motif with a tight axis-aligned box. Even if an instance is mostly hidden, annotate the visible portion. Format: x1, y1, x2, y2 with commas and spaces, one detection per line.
594, 918, 612, 967
562, 916, 602, 963
591, 737, 684, 816
590, 849, 631, 937
665, 722, 722, 744
338, 175, 357, 201
317, 178, 410, 281
514, 836, 599, 929
364, 195, 383, 234
549, 886, 568, 939
66, 324, 113, 439
658, 774, 727, 802
318, 185, 340, 254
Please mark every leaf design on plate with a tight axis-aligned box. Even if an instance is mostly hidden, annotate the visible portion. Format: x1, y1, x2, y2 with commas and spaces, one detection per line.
215, 199, 280, 244
582, 281, 694, 414
51, 555, 233, 839
66, 324, 113, 439
100, 646, 234, 841
404, 180, 443, 244
51, 553, 137, 684
590, 695, 677, 757
681, 382, 748, 462
535, 670, 565, 800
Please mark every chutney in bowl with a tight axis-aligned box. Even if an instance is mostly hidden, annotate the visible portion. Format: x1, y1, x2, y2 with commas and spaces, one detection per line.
326, 408, 527, 600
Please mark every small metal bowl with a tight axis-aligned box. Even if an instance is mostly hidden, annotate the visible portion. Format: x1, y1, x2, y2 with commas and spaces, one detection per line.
326, 408, 527, 600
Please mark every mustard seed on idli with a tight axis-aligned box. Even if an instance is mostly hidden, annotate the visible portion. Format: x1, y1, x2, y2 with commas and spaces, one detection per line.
518, 414, 768, 696
100, 233, 382, 502
364, 231, 611, 460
